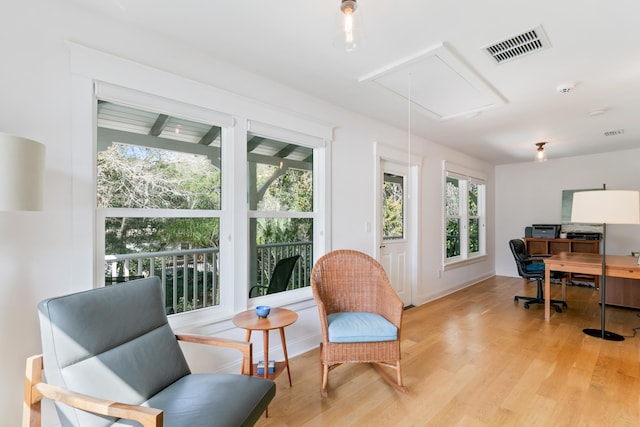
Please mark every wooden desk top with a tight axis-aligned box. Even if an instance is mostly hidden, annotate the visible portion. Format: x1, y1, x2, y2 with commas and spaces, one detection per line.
232, 307, 298, 331
544, 252, 640, 277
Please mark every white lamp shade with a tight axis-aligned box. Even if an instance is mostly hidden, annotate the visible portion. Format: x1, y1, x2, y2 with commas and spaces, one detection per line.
0, 133, 46, 211
571, 190, 640, 224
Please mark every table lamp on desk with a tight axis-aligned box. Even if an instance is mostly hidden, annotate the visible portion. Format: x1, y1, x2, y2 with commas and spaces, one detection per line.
571, 186, 640, 341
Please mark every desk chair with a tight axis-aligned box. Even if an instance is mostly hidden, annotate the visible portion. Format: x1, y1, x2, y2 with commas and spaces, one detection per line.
509, 239, 567, 312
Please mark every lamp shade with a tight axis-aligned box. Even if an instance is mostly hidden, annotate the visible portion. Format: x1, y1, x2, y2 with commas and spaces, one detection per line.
0, 133, 45, 211
571, 190, 640, 224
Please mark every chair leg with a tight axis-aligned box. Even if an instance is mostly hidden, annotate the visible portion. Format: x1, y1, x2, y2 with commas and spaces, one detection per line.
24, 355, 43, 427
321, 363, 329, 397
514, 278, 542, 307
371, 362, 408, 394
319, 342, 329, 397
396, 363, 404, 390
514, 277, 566, 311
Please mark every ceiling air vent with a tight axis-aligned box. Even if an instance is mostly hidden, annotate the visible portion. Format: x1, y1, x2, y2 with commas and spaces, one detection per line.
483, 25, 551, 64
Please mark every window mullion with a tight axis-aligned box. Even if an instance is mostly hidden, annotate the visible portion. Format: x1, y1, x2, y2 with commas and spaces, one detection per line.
460, 178, 469, 259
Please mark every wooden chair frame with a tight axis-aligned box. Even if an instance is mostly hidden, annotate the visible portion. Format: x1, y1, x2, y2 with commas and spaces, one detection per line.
23, 334, 253, 427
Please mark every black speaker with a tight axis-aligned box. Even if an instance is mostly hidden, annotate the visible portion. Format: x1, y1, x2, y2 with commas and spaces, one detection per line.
524, 226, 533, 238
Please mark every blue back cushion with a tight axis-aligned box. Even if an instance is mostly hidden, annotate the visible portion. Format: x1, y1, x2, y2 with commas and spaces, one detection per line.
327, 312, 398, 343
39, 277, 190, 426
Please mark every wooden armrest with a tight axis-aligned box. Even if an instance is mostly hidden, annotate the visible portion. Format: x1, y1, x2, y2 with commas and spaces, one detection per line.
24, 355, 162, 427
176, 334, 253, 375
35, 383, 162, 425
176, 334, 250, 351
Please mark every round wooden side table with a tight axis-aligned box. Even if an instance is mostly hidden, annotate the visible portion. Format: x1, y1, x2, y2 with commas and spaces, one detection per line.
232, 307, 298, 386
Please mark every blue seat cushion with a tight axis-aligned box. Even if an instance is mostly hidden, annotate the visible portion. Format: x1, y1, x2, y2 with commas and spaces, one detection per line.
525, 262, 545, 272
327, 312, 397, 343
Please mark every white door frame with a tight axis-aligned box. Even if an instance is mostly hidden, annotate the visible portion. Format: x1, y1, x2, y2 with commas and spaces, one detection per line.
373, 142, 422, 306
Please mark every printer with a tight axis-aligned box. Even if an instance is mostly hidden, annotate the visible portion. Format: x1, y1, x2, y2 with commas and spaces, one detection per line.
531, 224, 561, 239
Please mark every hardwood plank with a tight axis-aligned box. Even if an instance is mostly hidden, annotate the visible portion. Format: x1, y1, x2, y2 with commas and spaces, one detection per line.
256, 276, 640, 426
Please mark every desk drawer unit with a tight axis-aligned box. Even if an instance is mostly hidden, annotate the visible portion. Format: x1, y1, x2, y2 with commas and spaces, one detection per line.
524, 238, 600, 286
604, 277, 640, 309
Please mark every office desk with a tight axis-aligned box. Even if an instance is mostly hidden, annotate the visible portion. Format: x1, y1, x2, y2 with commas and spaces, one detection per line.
543, 252, 640, 321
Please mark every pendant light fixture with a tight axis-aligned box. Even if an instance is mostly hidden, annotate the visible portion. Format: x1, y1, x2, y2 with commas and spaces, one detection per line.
535, 142, 547, 162
339, 0, 361, 52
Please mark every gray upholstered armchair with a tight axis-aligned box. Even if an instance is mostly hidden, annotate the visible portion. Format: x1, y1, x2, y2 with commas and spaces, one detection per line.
23, 277, 275, 426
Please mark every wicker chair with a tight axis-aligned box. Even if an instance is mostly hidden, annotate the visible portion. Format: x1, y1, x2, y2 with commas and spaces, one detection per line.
310, 249, 407, 397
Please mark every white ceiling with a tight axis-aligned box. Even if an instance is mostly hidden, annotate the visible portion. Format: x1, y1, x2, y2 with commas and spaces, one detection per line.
70, 0, 640, 164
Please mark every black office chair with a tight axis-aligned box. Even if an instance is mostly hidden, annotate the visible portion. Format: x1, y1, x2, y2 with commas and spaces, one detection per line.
509, 239, 567, 312
249, 255, 300, 297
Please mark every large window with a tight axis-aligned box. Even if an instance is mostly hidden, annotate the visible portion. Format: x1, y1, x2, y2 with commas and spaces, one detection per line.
247, 133, 314, 297
444, 169, 486, 265
94, 98, 326, 316
97, 101, 223, 314
75, 50, 330, 325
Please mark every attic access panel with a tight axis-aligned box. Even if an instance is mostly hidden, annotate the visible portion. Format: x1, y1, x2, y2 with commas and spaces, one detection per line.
359, 43, 505, 120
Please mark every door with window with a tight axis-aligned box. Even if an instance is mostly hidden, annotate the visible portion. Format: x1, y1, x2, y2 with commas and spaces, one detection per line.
379, 160, 411, 306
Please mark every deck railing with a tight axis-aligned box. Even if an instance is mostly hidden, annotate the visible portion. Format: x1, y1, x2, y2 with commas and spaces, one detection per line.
105, 241, 312, 314
255, 242, 312, 291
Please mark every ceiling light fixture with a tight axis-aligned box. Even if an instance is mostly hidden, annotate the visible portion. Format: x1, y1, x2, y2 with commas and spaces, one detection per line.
535, 142, 547, 163
339, 0, 360, 52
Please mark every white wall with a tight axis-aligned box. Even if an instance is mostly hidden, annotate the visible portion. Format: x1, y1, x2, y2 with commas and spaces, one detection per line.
495, 149, 640, 278
1, 2, 494, 424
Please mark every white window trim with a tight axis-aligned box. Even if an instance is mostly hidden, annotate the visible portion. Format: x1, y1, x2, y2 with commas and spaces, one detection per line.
246, 121, 327, 307
92, 91, 234, 328
247, 120, 327, 148
442, 162, 487, 270
95, 82, 235, 128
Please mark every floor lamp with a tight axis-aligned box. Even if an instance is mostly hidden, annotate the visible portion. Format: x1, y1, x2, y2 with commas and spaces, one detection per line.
570, 186, 640, 341
0, 133, 46, 212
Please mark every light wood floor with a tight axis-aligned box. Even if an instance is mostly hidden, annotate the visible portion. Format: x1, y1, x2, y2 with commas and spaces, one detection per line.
255, 276, 640, 426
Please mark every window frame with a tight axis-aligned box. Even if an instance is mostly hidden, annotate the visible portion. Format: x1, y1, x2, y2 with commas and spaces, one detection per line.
382, 170, 406, 242
443, 163, 487, 269
93, 90, 233, 326
246, 121, 323, 304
